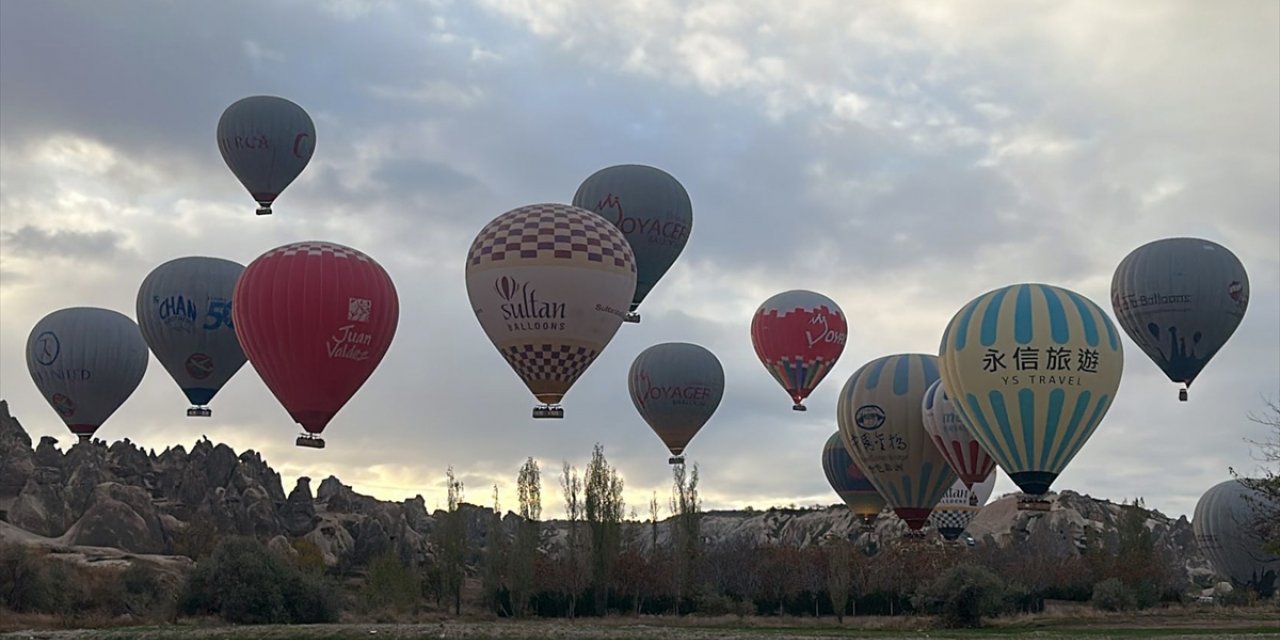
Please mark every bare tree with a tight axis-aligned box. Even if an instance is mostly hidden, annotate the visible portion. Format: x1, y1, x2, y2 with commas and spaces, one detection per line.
669, 462, 701, 613
560, 461, 589, 617
826, 539, 852, 622
482, 484, 510, 615
510, 457, 541, 617
649, 491, 660, 552
1237, 398, 1280, 555
585, 443, 625, 615
432, 466, 467, 615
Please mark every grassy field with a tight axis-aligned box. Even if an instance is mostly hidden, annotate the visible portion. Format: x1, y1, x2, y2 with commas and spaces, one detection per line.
1, 608, 1277, 640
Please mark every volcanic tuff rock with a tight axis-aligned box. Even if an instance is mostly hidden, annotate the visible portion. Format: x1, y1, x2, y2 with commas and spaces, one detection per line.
0, 399, 1212, 582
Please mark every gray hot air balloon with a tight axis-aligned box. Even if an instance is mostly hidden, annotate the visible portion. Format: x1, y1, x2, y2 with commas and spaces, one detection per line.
628, 343, 725, 464
26, 307, 148, 443
573, 164, 692, 323
136, 256, 247, 417
217, 95, 316, 215
1193, 479, 1279, 596
1111, 237, 1249, 401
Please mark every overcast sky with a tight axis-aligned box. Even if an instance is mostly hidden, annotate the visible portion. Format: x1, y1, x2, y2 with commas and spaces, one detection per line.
1, 0, 1276, 521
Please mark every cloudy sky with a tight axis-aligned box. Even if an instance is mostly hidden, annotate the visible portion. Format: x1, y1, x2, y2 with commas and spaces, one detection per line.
1, 0, 1276, 521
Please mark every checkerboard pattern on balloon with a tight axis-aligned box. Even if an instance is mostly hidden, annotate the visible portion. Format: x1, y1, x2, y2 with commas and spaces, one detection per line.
929, 509, 974, 533
467, 204, 635, 274
501, 343, 600, 387
272, 241, 371, 261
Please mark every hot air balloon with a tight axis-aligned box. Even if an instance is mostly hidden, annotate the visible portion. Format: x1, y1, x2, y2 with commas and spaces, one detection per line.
217, 95, 315, 215
922, 379, 997, 489
465, 203, 636, 418
1193, 479, 1279, 596
572, 164, 692, 323
232, 241, 398, 448
136, 256, 247, 417
628, 343, 724, 464
1111, 237, 1248, 401
929, 470, 997, 541
26, 308, 148, 443
751, 290, 847, 411
939, 283, 1123, 508
822, 431, 886, 527
837, 353, 955, 531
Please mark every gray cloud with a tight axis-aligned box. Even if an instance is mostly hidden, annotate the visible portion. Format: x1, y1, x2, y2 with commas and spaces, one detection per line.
0, 0, 1275, 521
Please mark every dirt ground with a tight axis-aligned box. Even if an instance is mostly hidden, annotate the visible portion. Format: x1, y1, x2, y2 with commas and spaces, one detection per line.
1, 609, 1277, 640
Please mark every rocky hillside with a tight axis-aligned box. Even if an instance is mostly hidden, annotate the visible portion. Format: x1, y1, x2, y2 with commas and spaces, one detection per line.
0, 399, 1211, 582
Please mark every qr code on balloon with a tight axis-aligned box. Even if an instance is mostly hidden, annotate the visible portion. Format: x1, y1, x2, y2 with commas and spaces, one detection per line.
348, 297, 372, 323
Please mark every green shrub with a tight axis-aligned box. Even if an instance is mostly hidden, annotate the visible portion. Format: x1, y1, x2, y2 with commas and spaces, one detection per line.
363, 552, 419, 613
180, 537, 341, 624
0, 544, 59, 613
1091, 577, 1136, 611
913, 565, 1007, 628
694, 592, 736, 616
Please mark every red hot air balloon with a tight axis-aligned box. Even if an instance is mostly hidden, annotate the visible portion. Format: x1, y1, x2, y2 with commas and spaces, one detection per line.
232, 241, 398, 448
750, 290, 847, 411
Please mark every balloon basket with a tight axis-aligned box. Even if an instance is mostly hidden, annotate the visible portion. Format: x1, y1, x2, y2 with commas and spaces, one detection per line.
624, 312, 641, 323
1179, 388, 1188, 402
296, 434, 326, 449
668, 455, 685, 465
533, 406, 564, 419
792, 404, 807, 412
187, 407, 212, 418
1017, 495, 1052, 512
256, 205, 272, 216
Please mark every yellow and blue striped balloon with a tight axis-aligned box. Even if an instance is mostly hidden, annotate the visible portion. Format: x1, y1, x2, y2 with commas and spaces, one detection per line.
939, 283, 1123, 496
837, 353, 956, 530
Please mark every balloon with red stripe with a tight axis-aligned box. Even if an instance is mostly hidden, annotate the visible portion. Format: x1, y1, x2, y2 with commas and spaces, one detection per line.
921, 378, 998, 489
750, 290, 847, 411
232, 241, 398, 447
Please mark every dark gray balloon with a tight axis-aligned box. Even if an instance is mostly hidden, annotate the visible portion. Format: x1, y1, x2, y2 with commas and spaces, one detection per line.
628, 342, 724, 461
573, 165, 692, 321
1193, 479, 1278, 594
1111, 237, 1248, 400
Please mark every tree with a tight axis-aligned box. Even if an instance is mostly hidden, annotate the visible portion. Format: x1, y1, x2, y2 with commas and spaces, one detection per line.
1237, 398, 1280, 556
585, 443, 625, 614
669, 462, 701, 613
432, 467, 468, 616
560, 461, 589, 617
482, 484, 510, 615
649, 491, 660, 551
913, 564, 1007, 628
510, 457, 542, 617
826, 539, 852, 622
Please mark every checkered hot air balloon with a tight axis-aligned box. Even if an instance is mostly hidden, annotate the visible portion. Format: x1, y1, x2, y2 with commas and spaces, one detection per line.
465, 204, 637, 419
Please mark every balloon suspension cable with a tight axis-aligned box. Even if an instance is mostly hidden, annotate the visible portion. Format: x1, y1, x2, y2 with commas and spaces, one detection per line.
533, 405, 564, 419
295, 433, 326, 449
1179, 387, 1188, 402
624, 312, 641, 324
792, 403, 807, 412
1016, 494, 1052, 513
187, 406, 212, 418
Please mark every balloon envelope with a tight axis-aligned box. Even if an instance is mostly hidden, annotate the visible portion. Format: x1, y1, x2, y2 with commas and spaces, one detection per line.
751, 290, 847, 410
1193, 479, 1279, 593
1111, 237, 1248, 398
628, 343, 724, 458
572, 164, 692, 318
26, 307, 148, 441
837, 353, 955, 530
922, 379, 998, 488
232, 241, 398, 437
939, 283, 1123, 496
217, 95, 315, 214
822, 431, 886, 526
465, 203, 636, 411
136, 256, 247, 414
929, 470, 997, 541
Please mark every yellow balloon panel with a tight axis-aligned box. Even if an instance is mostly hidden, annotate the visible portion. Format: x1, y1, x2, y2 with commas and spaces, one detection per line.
938, 283, 1123, 496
